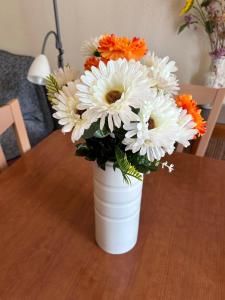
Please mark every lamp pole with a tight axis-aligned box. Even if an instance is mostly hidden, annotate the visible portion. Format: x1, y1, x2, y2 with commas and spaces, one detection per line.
41, 0, 64, 68
27, 0, 64, 85
53, 0, 64, 68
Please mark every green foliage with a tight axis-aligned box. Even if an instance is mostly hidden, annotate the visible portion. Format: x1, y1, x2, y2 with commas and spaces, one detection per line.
115, 147, 142, 184
76, 120, 119, 170
45, 74, 60, 104
76, 135, 117, 169
76, 144, 90, 157
76, 120, 159, 182
82, 120, 111, 140
82, 121, 101, 139
75, 109, 159, 183
205, 20, 214, 34
94, 127, 111, 138
178, 23, 189, 34
127, 152, 160, 173
178, 21, 198, 34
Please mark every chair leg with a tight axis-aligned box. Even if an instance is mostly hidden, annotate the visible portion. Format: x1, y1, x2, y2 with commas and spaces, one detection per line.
195, 89, 225, 157
9, 99, 31, 154
0, 145, 7, 171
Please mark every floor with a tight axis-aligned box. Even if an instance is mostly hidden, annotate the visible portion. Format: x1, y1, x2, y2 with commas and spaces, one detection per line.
206, 124, 225, 160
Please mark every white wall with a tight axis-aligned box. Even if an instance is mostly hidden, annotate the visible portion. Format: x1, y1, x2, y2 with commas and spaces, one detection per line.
0, 0, 211, 83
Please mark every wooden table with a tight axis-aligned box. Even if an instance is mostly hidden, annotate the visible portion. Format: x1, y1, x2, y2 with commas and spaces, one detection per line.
0, 131, 225, 300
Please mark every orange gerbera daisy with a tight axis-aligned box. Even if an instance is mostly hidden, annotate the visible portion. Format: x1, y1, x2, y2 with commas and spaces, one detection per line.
127, 37, 148, 60
84, 56, 108, 71
84, 56, 100, 71
176, 94, 206, 136
98, 34, 128, 60
113, 36, 131, 59
98, 34, 148, 61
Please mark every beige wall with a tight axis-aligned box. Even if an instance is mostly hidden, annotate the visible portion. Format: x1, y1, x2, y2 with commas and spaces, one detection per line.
0, 0, 210, 83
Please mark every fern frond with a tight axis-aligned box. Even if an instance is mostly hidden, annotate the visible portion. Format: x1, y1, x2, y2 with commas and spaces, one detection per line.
45, 74, 60, 104
115, 147, 142, 184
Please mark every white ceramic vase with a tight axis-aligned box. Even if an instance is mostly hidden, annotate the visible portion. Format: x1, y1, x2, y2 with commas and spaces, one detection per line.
205, 56, 225, 89
93, 162, 143, 255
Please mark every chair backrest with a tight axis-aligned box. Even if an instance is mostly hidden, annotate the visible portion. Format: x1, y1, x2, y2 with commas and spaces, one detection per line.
177, 83, 225, 157
0, 99, 31, 171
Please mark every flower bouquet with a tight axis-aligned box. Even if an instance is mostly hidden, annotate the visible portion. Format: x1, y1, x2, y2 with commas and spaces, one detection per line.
46, 34, 206, 254
178, 0, 225, 87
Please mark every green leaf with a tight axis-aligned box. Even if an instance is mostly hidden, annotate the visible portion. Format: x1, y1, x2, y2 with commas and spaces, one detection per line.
82, 121, 100, 139
205, 20, 214, 34
45, 74, 60, 104
94, 126, 111, 138
115, 147, 142, 184
76, 144, 90, 157
96, 157, 108, 170
178, 21, 198, 34
178, 23, 189, 34
127, 152, 160, 173
113, 126, 127, 141
76, 143, 97, 161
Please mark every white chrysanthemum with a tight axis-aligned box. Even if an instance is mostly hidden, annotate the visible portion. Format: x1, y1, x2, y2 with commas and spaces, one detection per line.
76, 59, 150, 132
123, 93, 180, 161
176, 109, 198, 147
142, 52, 179, 95
52, 82, 93, 142
54, 65, 78, 88
81, 36, 101, 57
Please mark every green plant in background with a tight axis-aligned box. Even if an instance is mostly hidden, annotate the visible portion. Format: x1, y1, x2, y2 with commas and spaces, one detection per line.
179, 0, 225, 58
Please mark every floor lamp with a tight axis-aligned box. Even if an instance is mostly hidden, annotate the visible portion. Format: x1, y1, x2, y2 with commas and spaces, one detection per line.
27, 0, 64, 85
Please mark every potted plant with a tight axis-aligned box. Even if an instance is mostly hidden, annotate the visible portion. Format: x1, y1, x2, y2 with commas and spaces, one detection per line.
46, 34, 206, 254
179, 0, 225, 88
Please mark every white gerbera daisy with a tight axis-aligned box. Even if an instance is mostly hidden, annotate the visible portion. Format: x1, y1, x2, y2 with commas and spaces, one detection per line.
76, 59, 150, 132
176, 109, 198, 147
53, 83, 93, 142
123, 93, 181, 161
53, 65, 78, 88
81, 36, 101, 57
142, 52, 179, 95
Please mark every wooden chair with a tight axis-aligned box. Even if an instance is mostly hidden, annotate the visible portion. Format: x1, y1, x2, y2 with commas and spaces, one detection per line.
177, 84, 225, 157
0, 99, 31, 171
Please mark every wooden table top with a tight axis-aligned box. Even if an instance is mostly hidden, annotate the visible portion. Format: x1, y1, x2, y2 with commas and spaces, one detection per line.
0, 131, 225, 300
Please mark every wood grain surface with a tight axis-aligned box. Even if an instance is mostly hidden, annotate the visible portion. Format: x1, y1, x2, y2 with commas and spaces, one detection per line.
0, 131, 225, 300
